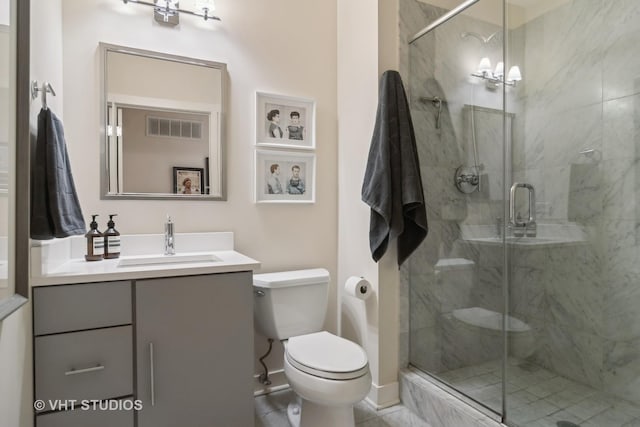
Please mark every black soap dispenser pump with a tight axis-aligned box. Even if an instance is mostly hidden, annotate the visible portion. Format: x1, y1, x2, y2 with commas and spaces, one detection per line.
104, 214, 121, 259
85, 215, 104, 261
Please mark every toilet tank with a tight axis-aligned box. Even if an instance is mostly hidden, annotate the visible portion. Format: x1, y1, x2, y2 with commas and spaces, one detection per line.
253, 268, 329, 340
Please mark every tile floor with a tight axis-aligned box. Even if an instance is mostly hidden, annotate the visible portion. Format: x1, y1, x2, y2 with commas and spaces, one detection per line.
255, 388, 432, 427
436, 358, 640, 427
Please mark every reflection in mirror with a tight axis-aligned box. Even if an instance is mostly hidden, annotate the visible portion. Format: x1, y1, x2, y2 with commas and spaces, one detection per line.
0, 0, 12, 303
0, 0, 28, 320
101, 43, 226, 200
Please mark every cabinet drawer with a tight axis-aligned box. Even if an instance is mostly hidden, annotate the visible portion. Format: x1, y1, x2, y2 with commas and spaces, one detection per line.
34, 281, 131, 335
36, 401, 134, 427
35, 326, 133, 411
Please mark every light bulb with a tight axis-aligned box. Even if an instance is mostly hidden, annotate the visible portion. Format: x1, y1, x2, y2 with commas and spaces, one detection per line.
494, 62, 504, 77
507, 66, 522, 82
477, 57, 492, 74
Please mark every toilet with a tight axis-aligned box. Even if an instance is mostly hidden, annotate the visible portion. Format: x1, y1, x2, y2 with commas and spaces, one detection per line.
253, 268, 371, 427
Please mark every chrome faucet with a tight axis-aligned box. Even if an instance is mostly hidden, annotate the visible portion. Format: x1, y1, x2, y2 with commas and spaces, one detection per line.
164, 215, 175, 255
509, 183, 537, 237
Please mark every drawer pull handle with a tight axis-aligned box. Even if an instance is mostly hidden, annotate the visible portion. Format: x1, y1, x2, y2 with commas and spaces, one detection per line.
65, 365, 105, 376
150, 342, 155, 407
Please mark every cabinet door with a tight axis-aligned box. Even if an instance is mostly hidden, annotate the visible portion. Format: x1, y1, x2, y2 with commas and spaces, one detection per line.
36, 400, 134, 427
136, 272, 254, 427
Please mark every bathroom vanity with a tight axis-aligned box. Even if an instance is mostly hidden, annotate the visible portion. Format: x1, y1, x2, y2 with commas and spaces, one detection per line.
31, 232, 260, 427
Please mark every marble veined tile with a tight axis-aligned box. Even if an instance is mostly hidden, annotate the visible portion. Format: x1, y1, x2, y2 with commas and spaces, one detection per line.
583, 405, 637, 427
598, 0, 640, 47
603, 337, 640, 405
602, 95, 640, 162
600, 4, 640, 100
544, 323, 603, 389
400, 372, 501, 427
541, 104, 603, 169
376, 407, 434, 427
603, 270, 640, 341
602, 158, 640, 221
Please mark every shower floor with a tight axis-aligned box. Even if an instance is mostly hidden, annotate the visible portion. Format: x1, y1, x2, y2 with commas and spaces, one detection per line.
434, 358, 640, 427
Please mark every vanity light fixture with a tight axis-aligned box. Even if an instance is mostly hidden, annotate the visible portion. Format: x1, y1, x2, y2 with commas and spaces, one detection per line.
122, 0, 220, 26
471, 57, 522, 89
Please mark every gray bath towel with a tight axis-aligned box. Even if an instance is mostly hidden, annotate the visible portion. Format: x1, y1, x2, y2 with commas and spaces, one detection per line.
31, 108, 86, 240
362, 70, 428, 267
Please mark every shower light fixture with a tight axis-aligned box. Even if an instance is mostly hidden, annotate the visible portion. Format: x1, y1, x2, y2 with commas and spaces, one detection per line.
471, 58, 522, 89
122, 0, 220, 26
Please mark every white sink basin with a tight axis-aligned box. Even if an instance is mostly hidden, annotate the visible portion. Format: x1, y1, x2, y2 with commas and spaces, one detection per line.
117, 253, 221, 267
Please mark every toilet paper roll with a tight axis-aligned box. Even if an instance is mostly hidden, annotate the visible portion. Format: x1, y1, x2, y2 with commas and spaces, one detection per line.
344, 276, 371, 300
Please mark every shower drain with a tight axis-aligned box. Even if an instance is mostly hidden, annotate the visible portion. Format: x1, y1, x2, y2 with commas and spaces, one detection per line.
556, 422, 581, 427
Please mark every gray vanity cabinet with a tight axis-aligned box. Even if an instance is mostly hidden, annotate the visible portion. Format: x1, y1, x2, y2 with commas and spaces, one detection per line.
33, 281, 134, 427
135, 272, 254, 427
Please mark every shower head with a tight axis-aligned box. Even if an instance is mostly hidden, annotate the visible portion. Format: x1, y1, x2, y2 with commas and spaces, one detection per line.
461, 31, 502, 45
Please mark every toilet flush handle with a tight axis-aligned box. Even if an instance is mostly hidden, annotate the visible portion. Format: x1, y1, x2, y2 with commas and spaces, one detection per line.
254, 289, 265, 297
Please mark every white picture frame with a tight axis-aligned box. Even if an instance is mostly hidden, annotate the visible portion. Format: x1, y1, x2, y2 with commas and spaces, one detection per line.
255, 149, 316, 203
256, 92, 315, 149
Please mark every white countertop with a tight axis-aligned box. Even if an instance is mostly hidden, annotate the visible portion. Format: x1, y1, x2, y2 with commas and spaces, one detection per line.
31, 232, 261, 287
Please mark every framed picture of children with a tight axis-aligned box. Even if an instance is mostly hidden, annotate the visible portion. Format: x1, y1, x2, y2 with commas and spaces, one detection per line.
256, 92, 315, 149
173, 167, 204, 195
255, 149, 316, 203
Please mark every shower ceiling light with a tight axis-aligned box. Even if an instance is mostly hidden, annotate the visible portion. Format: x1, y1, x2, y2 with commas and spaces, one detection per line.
122, 0, 221, 26
471, 60, 522, 89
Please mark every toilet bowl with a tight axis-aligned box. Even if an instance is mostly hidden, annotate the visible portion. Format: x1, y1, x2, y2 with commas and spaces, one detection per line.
451, 307, 536, 359
283, 332, 371, 426
253, 269, 371, 427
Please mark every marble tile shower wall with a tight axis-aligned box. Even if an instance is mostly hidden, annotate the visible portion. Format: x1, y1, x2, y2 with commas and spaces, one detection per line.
512, 0, 640, 404
401, 0, 640, 407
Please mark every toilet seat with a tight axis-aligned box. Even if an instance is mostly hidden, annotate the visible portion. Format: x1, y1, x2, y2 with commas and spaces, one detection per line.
286, 331, 369, 380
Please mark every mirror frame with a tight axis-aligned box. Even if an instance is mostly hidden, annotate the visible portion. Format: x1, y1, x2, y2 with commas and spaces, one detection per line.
99, 43, 227, 201
0, 0, 29, 320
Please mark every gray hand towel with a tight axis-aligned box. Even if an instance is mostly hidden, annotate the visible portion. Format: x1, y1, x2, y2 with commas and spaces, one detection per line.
31, 108, 86, 240
362, 70, 428, 267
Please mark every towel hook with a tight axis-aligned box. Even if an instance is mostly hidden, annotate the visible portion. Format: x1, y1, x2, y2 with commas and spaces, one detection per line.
31, 80, 57, 110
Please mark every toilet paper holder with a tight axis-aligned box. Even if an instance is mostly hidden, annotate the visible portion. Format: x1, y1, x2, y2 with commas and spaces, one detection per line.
344, 276, 371, 300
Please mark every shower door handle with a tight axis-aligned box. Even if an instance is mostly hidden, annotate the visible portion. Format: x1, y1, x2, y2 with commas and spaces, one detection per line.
509, 183, 536, 231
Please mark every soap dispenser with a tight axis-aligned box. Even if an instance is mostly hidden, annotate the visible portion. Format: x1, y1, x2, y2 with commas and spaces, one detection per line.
85, 215, 104, 261
104, 214, 121, 259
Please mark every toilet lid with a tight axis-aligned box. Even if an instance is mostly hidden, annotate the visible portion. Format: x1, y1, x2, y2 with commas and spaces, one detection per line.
286, 331, 369, 380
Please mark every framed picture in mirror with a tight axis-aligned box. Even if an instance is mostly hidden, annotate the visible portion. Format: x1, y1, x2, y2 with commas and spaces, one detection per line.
256, 92, 315, 149
173, 167, 204, 195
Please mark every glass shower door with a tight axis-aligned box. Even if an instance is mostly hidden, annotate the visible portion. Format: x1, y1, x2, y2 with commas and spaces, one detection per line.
504, 1, 640, 426
405, 0, 508, 416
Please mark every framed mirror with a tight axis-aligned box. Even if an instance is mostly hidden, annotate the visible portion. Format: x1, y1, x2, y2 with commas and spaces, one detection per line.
100, 43, 226, 200
0, 0, 29, 320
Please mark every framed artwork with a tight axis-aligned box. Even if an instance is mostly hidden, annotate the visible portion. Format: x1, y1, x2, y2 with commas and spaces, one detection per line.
255, 149, 315, 203
256, 92, 315, 149
173, 167, 204, 195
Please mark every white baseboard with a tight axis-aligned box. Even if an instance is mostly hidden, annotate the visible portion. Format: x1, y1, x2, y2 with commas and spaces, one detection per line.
253, 369, 289, 396
366, 381, 400, 409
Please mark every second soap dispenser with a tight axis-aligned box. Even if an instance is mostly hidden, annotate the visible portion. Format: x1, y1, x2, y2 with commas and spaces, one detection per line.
104, 214, 121, 259
85, 215, 104, 261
